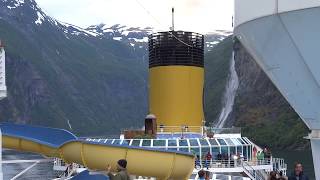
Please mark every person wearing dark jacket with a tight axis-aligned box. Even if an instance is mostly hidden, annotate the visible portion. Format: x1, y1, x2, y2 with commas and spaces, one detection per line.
106, 159, 130, 180
288, 162, 309, 180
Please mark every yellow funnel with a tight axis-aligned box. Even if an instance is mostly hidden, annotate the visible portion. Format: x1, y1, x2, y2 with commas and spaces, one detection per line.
148, 31, 204, 129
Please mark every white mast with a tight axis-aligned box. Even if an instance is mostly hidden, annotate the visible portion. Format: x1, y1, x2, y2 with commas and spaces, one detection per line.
171, 7, 175, 31
0, 41, 6, 180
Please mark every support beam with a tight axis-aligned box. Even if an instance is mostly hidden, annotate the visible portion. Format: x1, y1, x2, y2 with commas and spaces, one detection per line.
308, 130, 320, 180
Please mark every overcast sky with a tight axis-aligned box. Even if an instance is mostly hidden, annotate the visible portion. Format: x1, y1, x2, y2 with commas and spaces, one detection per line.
36, 0, 234, 33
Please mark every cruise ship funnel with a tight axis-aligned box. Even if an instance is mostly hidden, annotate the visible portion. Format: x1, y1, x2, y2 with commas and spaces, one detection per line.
234, 1, 320, 179
148, 31, 205, 129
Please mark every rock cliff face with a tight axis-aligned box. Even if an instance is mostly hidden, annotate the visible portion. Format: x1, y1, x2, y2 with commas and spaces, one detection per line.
232, 39, 309, 150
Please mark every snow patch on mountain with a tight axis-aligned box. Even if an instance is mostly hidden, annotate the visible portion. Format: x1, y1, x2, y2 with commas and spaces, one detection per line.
35, 11, 44, 25
6, 0, 25, 9
58, 21, 99, 37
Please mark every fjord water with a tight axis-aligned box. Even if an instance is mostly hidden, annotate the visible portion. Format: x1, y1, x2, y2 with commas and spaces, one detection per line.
273, 150, 315, 180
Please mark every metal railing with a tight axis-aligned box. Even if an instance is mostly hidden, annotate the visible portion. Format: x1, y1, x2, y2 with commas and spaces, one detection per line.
206, 127, 242, 134
273, 158, 287, 175
242, 161, 267, 180
197, 159, 243, 169
157, 126, 203, 134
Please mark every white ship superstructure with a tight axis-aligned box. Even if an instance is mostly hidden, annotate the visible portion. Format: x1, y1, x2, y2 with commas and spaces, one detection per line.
234, 1, 320, 179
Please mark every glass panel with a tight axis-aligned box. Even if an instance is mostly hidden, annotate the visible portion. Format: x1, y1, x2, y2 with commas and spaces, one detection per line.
189, 139, 199, 146
248, 145, 252, 160
142, 140, 151, 147
131, 139, 141, 146
121, 140, 131, 145
199, 139, 209, 146
113, 139, 121, 145
168, 140, 177, 147
231, 138, 241, 146
230, 146, 236, 155
217, 139, 227, 146
201, 147, 211, 159
237, 138, 246, 145
221, 146, 229, 156
153, 140, 166, 147
190, 147, 200, 156
178, 147, 189, 153
243, 146, 248, 160
211, 147, 220, 159
178, 139, 188, 147
237, 146, 243, 154
241, 138, 250, 145
225, 138, 234, 146
209, 139, 218, 146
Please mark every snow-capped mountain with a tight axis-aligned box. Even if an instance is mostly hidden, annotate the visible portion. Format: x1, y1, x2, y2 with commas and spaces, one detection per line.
1, 0, 231, 52
0, 0, 232, 135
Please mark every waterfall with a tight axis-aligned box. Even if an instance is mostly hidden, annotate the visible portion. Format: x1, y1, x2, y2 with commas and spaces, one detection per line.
215, 51, 239, 128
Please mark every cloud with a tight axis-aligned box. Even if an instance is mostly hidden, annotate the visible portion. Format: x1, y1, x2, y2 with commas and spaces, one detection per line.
36, 0, 234, 33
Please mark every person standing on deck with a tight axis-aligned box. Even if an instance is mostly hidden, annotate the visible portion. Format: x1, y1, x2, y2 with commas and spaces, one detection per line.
106, 159, 130, 180
198, 170, 206, 180
288, 162, 309, 180
205, 152, 212, 169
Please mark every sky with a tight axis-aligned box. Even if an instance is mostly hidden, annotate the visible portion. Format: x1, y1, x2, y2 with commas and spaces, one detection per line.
36, 0, 234, 33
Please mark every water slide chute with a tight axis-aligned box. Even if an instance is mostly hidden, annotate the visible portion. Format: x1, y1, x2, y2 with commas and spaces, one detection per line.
0, 123, 195, 180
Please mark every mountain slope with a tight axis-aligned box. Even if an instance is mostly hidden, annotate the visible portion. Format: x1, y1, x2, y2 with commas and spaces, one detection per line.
0, 0, 148, 135
0, 0, 230, 136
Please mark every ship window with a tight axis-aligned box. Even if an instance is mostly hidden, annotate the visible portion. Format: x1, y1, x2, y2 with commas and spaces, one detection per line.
217, 139, 227, 146
189, 139, 199, 146
142, 140, 151, 147
131, 139, 141, 146
209, 139, 218, 146
168, 140, 177, 147
178, 139, 188, 146
153, 140, 166, 147
199, 139, 209, 146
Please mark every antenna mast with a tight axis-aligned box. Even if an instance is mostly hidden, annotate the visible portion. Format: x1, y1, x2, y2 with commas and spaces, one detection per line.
171, 7, 175, 31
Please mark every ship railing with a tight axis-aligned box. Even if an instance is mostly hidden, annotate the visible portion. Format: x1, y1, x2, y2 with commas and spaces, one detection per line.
195, 158, 273, 169
206, 127, 242, 134
272, 158, 287, 175
242, 161, 266, 180
157, 126, 203, 134
247, 158, 273, 166
195, 159, 243, 169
